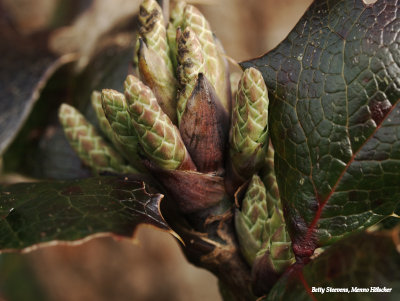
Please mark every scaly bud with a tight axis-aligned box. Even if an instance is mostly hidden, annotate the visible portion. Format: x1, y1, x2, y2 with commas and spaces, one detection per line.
138, 39, 177, 124
139, 0, 174, 74
226, 67, 269, 194
255, 144, 294, 288
251, 204, 294, 294
179, 74, 228, 174
176, 26, 206, 123
101, 89, 147, 172
235, 175, 294, 275
58, 104, 136, 174
265, 209, 293, 273
235, 175, 269, 266
183, 5, 230, 112
124, 75, 196, 171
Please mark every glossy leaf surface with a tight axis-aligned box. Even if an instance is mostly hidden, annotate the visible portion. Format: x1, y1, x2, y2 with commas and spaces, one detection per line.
265, 230, 400, 301
0, 177, 169, 252
242, 0, 400, 257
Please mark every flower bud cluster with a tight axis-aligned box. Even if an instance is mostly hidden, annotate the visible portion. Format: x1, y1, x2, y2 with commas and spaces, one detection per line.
58, 0, 293, 279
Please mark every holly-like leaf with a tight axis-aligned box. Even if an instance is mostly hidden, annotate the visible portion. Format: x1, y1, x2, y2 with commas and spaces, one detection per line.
265, 230, 400, 301
0, 176, 170, 252
242, 0, 400, 258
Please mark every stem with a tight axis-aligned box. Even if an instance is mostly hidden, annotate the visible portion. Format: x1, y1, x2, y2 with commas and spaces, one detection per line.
163, 197, 257, 301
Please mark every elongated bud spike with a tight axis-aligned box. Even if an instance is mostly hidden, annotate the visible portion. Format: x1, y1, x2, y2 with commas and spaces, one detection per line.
176, 26, 206, 123
183, 5, 230, 112
252, 205, 294, 293
177, 27, 205, 85
227, 67, 269, 194
58, 104, 136, 174
235, 175, 269, 266
258, 146, 294, 279
235, 174, 294, 278
101, 89, 148, 172
138, 38, 178, 124
139, 0, 174, 74
124, 75, 196, 171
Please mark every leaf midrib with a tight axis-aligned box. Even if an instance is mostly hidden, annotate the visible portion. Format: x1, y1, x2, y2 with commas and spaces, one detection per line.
305, 98, 400, 241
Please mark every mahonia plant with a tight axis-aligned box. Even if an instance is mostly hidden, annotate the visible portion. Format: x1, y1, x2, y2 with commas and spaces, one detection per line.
1, 0, 400, 300
58, 0, 293, 298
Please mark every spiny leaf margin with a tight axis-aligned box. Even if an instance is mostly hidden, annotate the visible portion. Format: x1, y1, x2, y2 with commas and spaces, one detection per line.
0, 176, 170, 253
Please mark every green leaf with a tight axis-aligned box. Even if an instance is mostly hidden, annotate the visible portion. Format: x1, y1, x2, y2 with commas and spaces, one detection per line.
0, 176, 170, 252
265, 230, 400, 301
242, 0, 400, 257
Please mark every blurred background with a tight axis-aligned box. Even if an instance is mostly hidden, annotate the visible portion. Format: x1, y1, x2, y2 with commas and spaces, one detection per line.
0, 0, 312, 300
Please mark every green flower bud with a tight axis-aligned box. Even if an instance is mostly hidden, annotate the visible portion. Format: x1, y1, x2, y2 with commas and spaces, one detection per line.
229, 67, 269, 182
139, 0, 174, 74
58, 103, 136, 174
138, 38, 178, 124
183, 5, 230, 112
124, 75, 196, 171
235, 174, 294, 274
235, 175, 269, 265
176, 26, 206, 124
264, 217, 293, 274
101, 89, 147, 172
